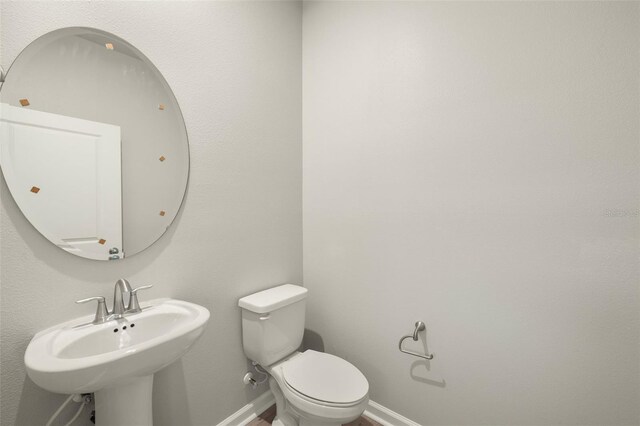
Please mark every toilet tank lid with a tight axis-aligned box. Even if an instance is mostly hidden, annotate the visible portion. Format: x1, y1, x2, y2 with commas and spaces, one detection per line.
238, 284, 308, 314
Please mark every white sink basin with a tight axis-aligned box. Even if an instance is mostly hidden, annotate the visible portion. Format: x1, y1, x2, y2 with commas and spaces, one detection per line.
25, 298, 209, 425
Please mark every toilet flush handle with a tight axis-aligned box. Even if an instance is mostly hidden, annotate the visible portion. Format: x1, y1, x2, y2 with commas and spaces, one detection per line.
259, 314, 270, 321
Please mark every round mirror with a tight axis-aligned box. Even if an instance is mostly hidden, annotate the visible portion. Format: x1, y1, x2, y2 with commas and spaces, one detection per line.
0, 28, 189, 260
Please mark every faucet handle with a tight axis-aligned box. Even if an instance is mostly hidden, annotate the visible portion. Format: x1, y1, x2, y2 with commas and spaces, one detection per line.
76, 296, 110, 324
127, 285, 153, 313
131, 285, 153, 294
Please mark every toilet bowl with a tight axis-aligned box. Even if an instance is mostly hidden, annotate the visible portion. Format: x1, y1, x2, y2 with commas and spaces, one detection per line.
266, 351, 369, 426
238, 284, 370, 426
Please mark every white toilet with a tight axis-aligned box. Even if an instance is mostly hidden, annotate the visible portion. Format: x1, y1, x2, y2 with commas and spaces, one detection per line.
239, 284, 370, 426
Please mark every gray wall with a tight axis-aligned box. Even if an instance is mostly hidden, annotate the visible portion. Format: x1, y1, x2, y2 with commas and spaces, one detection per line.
0, 1, 301, 425
303, 2, 639, 425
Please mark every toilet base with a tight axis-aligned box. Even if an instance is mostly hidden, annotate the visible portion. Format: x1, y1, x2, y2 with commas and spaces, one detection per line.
299, 420, 342, 426
274, 416, 344, 426
269, 377, 354, 426
271, 377, 298, 426
272, 413, 342, 426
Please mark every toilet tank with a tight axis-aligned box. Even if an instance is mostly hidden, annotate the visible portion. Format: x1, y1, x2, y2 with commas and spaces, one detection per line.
238, 284, 308, 366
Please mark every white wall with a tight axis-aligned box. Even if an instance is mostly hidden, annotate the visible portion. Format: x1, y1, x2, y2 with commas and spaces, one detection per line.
0, 1, 301, 425
303, 2, 639, 425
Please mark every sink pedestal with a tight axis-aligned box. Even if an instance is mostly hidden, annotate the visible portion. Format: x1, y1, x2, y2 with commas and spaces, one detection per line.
95, 375, 154, 426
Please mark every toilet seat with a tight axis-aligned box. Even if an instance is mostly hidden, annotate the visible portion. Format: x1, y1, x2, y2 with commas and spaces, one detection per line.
282, 350, 369, 405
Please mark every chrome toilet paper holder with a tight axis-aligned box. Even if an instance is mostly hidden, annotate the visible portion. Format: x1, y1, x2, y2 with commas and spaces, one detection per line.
399, 321, 434, 360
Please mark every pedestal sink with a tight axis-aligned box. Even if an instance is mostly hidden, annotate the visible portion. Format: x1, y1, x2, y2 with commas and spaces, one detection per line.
24, 298, 210, 426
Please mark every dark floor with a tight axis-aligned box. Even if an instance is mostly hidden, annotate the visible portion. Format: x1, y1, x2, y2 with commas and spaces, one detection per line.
247, 404, 382, 426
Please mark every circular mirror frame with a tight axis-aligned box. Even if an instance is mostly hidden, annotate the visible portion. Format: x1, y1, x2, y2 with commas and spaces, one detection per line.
0, 27, 190, 261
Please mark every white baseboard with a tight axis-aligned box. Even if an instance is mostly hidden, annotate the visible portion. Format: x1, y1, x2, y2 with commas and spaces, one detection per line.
364, 400, 421, 426
216, 391, 276, 426
216, 392, 420, 426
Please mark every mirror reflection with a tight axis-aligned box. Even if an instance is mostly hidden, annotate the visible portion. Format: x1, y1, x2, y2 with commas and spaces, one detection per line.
0, 27, 189, 260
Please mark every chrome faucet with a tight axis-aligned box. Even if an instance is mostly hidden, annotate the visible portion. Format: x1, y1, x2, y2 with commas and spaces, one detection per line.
112, 278, 132, 319
76, 279, 153, 324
